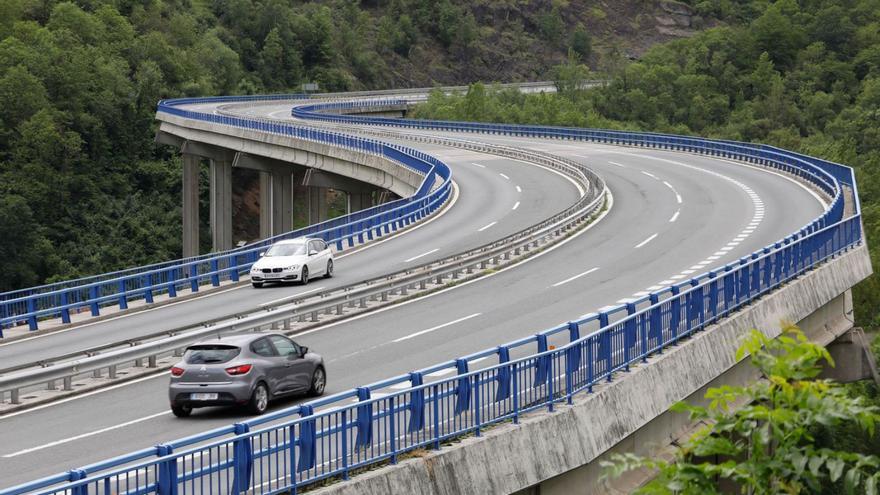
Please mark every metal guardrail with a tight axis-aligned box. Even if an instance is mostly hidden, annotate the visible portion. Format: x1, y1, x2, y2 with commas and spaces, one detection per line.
0, 100, 453, 335
0, 97, 861, 494
0, 134, 606, 403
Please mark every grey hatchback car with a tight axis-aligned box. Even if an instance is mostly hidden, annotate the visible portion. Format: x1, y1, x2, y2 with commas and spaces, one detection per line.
168, 333, 325, 417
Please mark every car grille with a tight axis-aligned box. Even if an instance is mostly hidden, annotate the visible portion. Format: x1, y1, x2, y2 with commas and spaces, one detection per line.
261, 268, 283, 273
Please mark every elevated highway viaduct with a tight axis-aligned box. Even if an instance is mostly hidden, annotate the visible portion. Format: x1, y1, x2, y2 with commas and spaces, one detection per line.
0, 87, 869, 494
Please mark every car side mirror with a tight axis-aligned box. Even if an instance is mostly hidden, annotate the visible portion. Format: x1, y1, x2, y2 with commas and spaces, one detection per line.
309, 249, 318, 256
300, 346, 309, 357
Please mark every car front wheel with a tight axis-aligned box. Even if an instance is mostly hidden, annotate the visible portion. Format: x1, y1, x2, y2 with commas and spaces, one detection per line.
248, 382, 269, 415
300, 266, 309, 285
323, 259, 333, 278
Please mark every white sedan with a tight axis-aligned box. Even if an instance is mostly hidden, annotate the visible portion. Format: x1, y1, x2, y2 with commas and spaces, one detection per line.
249, 237, 333, 288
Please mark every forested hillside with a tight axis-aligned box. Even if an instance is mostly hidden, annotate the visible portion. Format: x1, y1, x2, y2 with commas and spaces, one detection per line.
0, 0, 712, 292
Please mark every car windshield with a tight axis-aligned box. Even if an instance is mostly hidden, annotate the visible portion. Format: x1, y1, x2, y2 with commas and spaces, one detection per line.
184, 345, 241, 364
265, 243, 306, 257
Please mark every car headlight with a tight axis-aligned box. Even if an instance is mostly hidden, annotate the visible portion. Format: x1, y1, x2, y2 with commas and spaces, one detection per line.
285, 265, 299, 270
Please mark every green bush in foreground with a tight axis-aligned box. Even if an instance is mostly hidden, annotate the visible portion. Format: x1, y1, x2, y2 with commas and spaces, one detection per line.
602, 326, 880, 495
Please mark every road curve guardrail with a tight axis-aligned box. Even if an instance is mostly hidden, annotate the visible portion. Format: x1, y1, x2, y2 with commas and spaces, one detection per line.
0, 95, 862, 495
0, 97, 453, 335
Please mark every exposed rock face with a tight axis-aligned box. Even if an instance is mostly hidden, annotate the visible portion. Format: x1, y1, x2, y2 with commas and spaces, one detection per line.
654, 0, 696, 38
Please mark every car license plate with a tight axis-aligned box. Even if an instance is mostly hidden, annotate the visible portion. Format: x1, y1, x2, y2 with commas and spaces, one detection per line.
191, 393, 218, 401
265, 272, 280, 278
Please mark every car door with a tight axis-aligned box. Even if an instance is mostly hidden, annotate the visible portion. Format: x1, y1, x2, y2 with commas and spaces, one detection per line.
268, 335, 312, 393
318, 239, 331, 269
308, 240, 323, 275
250, 337, 288, 394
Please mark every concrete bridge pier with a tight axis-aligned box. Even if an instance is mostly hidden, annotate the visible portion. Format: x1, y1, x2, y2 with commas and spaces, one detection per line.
307, 187, 330, 224
181, 154, 200, 258
209, 158, 233, 252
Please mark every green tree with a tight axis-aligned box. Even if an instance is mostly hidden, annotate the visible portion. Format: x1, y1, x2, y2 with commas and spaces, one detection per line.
603, 326, 880, 494
552, 50, 590, 98
570, 23, 591, 61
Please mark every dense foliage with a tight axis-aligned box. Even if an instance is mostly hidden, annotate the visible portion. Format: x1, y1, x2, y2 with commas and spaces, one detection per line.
603, 326, 880, 494
412, 0, 880, 327
0, 0, 614, 292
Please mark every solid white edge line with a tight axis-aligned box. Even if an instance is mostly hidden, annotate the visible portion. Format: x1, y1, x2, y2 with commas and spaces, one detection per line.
634, 233, 658, 249
392, 313, 482, 343
551, 267, 599, 288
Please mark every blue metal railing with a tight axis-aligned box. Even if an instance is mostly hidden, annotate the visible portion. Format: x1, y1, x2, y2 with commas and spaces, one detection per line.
1, 99, 863, 495
0, 96, 453, 335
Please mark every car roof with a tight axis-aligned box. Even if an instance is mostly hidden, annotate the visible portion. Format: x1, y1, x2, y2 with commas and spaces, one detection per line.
190, 332, 282, 347
272, 237, 320, 245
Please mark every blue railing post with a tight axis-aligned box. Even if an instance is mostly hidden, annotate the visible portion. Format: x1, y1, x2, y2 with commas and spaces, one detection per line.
565, 321, 581, 403
210, 259, 221, 287
117, 279, 128, 310
67, 469, 89, 495
649, 293, 661, 353
624, 303, 636, 371
495, 346, 511, 402
670, 286, 681, 342
143, 274, 154, 304
156, 444, 178, 495
231, 423, 253, 494
89, 286, 100, 317
408, 372, 425, 432
296, 405, 316, 475
59, 291, 71, 324
598, 312, 612, 382
355, 387, 373, 448
454, 359, 471, 415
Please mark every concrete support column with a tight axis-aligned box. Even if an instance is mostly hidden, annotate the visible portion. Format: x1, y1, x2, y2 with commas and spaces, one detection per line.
308, 186, 329, 225
210, 159, 233, 252
259, 172, 272, 239
347, 192, 375, 214
271, 170, 294, 235
182, 154, 200, 258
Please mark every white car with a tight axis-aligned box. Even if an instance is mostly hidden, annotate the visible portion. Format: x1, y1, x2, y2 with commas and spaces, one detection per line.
249, 238, 333, 288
